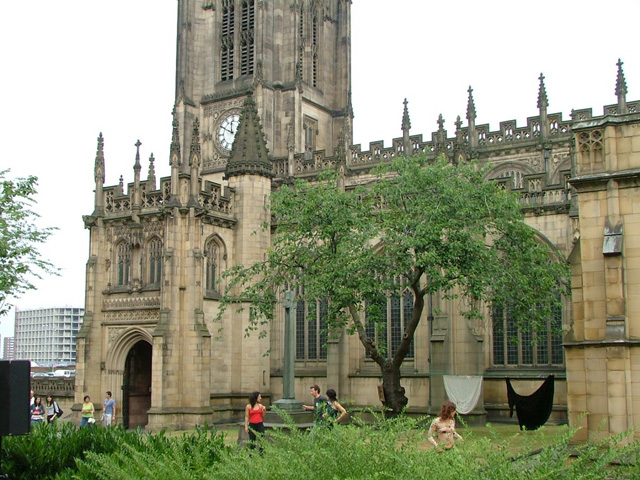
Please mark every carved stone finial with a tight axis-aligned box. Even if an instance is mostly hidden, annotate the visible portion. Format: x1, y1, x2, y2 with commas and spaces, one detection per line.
147, 153, 156, 189
401, 98, 411, 132
134, 140, 142, 172
466, 86, 476, 121
437, 113, 445, 131
454, 115, 462, 133
95, 132, 105, 184
537, 73, 549, 110
170, 114, 181, 167
616, 58, 628, 114
616, 58, 628, 96
189, 117, 201, 167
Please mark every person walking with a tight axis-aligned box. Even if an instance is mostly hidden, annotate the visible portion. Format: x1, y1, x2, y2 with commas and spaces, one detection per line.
324, 389, 347, 426
428, 401, 463, 452
244, 391, 266, 451
302, 384, 328, 429
103, 391, 116, 426
80, 395, 95, 427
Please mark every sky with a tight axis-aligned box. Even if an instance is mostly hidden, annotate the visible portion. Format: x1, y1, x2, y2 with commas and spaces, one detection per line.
1, 0, 638, 347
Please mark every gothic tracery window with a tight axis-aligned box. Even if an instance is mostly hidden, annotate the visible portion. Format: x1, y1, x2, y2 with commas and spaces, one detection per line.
116, 241, 131, 286
303, 117, 317, 161
240, 0, 255, 76
492, 300, 564, 367
364, 290, 415, 360
221, 0, 235, 81
147, 237, 163, 285
295, 296, 328, 361
220, 0, 255, 81
205, 236, 226, 293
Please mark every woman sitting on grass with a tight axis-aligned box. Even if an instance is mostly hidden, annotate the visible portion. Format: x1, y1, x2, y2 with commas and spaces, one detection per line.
428, 401, 463, 452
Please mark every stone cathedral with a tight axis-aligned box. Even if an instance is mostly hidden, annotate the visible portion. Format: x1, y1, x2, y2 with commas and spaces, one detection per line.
77, 0, 640, 441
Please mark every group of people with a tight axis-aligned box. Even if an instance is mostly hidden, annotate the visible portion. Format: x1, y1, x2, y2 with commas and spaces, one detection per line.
29, 390, 63, 425
80, 391, 117, 427
243, 385, 346, 450
244, 386, 463, 453
29, 390, 117, 428
243, 384, 348, 450
301, 384, 347, 427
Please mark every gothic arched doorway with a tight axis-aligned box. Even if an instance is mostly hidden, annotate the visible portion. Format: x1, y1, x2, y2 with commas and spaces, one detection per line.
122, 340, 152, 429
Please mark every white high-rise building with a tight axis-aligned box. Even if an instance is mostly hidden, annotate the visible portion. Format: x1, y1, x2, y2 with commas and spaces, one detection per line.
3, 336, 15, 360
14, 307, 84, 365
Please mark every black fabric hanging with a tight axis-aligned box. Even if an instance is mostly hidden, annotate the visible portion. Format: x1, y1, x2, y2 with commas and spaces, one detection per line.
506, 375, 554, 430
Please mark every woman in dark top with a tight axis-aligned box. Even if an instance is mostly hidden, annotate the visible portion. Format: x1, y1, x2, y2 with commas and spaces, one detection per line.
325, 389, 347, 425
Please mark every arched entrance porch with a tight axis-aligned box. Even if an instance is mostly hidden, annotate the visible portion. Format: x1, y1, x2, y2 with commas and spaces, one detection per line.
105, 327, 153, 429
122, 340, 152, 429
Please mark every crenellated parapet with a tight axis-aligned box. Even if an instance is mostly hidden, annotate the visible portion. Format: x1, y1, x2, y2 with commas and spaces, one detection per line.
99, 175, 234, 225
572, 100, 639, 121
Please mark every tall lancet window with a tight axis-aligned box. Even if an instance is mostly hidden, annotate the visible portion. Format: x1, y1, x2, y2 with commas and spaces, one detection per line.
295, 296, 328, 362
206, 243, 218, 291
240, 0, 255, 76
303, 117, 317, 161
116, 242, 131, 286
297, 5, 304, 81
221, 0, 235, 81
364, 290, 415, 360
147, 237, 163, 285
205, 236, 226, 293
311, 8, 318, 87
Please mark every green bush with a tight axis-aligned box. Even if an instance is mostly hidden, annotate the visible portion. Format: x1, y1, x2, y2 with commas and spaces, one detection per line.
0, 423, 227, 480
3, 416, 638, 479
67, 425, 228, 480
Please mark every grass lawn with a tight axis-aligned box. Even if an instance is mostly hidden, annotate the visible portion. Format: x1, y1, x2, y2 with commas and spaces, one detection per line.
171, 421, 570, 457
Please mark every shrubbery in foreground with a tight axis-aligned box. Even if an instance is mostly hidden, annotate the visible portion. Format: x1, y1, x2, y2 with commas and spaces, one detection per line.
0, 422, 227, 479
1, 415, 638, 479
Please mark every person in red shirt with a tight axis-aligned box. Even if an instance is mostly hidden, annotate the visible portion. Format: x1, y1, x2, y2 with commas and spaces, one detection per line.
244, 391, 266, 451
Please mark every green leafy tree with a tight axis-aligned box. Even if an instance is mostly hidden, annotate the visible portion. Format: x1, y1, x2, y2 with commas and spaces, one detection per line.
219, 155, 570, 414
0, 170, 57, 317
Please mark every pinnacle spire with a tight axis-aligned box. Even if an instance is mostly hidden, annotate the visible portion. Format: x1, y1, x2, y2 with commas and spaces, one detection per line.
616, 58, 628, 114
225, 95, 273, 179
170, 113, 181, 167
401, 98, 411, 132
147, 153, 156, 189
134, 140, 142, 173
95, 132, 105, 184
189, 117, 201, 167
537, 73, 548, 110
466, 86, 476, 122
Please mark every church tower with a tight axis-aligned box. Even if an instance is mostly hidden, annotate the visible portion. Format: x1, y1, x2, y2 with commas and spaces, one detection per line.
76, 0, 352, 431
174, 0, 352, 176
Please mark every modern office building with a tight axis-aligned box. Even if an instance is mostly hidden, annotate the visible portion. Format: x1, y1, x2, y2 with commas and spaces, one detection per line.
2, 336, 15, 360
14, 307, 84, 365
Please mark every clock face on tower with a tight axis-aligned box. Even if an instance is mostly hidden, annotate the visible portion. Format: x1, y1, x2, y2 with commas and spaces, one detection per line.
217, 113, 240, 151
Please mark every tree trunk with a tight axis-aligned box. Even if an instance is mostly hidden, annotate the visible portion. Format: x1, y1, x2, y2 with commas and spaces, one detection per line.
380, 360, 408, 416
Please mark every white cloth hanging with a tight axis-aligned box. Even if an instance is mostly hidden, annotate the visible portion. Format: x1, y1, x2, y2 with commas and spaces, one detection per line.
443, 375, 483, 415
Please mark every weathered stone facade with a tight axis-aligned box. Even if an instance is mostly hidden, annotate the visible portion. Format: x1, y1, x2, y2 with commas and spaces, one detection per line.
76, 0, 639, 439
